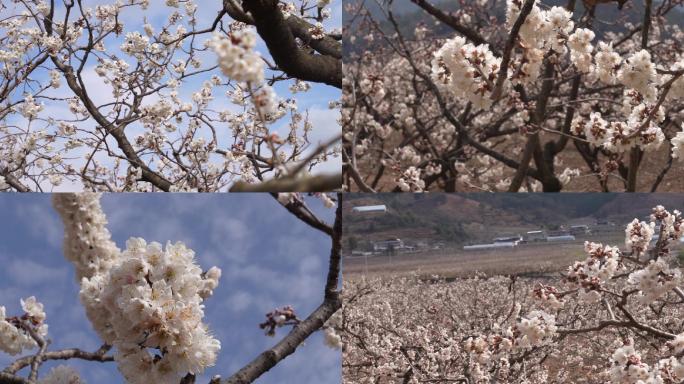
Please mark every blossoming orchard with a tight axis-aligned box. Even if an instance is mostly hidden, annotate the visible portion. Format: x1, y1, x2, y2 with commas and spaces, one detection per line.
341, 205, 684, 383
0, 192, 342, 384
342, 0, 684, 192
0, 0, 341, 192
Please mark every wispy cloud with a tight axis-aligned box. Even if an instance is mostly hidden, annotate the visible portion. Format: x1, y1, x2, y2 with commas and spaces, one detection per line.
0, 194, 341, 383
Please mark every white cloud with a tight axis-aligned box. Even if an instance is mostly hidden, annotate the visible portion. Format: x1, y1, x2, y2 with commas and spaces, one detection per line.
224, 291, 254, 314
12, 200, 63, 248
6, 259, 68, 287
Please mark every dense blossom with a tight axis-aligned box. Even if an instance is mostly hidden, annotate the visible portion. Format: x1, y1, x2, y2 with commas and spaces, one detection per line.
618, 50, 659, 102
52, 193, 120, 280
672, 124, 684, 160
345, 0, 684, 192
568, 28, 595, 73
595, 42, 623, 84
343, 206, 684, 383
54, 194, 222, 383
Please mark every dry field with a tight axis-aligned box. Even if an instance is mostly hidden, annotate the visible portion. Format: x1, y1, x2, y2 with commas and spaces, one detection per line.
343, 232, 665, 279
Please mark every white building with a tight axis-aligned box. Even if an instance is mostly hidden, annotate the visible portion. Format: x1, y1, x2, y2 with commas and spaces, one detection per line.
352, 205, 387, 213
524, 230, 546, 242
546, 235, 576, 242
493, 235, 523, 245
463, 242, 518, 251
373, 238, 403, 252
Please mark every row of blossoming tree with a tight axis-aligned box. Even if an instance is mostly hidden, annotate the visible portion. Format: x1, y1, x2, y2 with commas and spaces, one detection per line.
342, 205, 684, 383
0, 0, 341, 192
0, 192, 341, 384
342, 0, 684, 192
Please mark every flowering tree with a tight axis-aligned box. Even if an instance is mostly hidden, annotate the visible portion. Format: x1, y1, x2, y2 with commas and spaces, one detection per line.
0, 0, 341, 192
342, 0, 684, 192
0, 192, 342, 384
341, 205, 684, 383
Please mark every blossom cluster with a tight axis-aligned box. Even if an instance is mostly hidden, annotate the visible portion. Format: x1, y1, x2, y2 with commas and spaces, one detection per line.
54, 194, 222, 383
0, 297, 48, 356
397, 166, 425, 192
85, 238, 221, 383
595, 42, 623, 84
617, 50, 659, 102
206, 29, 264, 84
431, 36, 501, 110
628, 258, 682, 303
20, 94, 44, 120
259, 306, 300, 337
52, 193, 120, 280
504, 1, 574, 84
465, 308, 556, 365
38, 365, 83, 384
625, 219, 655, 256
568, 28, 595, 73
625, 206, 684, 303
570, 90, 666, 153
566, 241, 623, 292
516, 310, 557, 348
323, 310, 342, 349
608, 337, 684, 384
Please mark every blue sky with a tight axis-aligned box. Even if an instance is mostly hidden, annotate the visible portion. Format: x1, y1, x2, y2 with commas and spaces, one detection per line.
0, 193, 340, 383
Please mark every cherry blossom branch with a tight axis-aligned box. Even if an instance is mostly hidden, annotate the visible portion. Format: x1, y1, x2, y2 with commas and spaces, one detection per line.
343, 151, 377, 193
24, 325, 47, 383
3, 346, 114, 375
223, 196, 342, 384
490, 0, 536, 101
0, 171, 31, 192
270, 193, 334, 236
409, 0, 490, 49
52, 61, 173, 191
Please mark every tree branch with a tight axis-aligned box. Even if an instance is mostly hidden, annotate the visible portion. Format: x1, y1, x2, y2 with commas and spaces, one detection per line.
270, 193, 334, 236
230, 173, 341, 192
241, 0, 342, 88
3, 346, 113, 375
223, 196, 342, 383
490, 0, 536, 101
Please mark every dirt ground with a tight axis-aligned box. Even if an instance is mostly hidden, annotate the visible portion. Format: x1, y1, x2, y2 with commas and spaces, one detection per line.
344, 243, 585, 279
343, 233, 669, 280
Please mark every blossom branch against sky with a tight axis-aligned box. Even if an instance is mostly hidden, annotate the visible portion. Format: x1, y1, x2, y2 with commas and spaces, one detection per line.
0, 193, 340, 383
0, 0, 342, 192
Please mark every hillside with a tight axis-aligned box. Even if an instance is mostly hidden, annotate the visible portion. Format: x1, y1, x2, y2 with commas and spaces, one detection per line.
593, 194, 684, 220
345, 0, 684, 52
